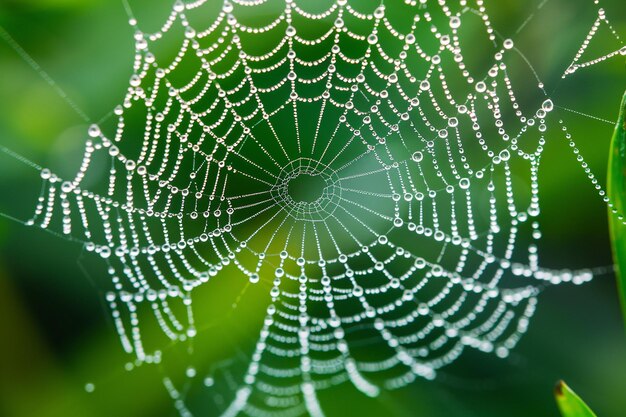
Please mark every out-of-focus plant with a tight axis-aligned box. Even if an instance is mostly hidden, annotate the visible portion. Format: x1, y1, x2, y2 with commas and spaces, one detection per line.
554, 381, 597, 417
608, 90, 626, 328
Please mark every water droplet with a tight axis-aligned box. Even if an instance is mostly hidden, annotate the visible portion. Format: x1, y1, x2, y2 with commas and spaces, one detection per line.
542, 99, 554, 112
412, 151, 423, 162
40, 168, 51, 180
88, 124, 101, 137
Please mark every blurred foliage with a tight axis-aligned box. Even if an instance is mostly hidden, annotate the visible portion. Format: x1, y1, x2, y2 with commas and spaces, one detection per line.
608, 90, 626, 331
554, 381, 597, 417
0, 1, 625, 417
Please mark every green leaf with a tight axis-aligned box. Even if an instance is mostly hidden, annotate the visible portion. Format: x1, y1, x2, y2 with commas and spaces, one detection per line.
608, 90, 626, 330
554, 381, 597, 417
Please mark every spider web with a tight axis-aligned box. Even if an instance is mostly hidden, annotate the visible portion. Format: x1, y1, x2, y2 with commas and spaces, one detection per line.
1, 0, 625, 416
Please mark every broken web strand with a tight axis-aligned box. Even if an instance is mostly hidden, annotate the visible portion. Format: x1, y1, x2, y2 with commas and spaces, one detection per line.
562, 1, 626, 79
502, 0, 626, 228
556, 0, 626, 223
0, 0, 624, 416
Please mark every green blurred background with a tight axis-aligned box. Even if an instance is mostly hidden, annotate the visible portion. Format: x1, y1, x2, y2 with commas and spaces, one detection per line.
0, 0, 625, 416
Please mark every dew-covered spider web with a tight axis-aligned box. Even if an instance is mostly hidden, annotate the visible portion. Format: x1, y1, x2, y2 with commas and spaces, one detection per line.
1, 0, 625, 416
